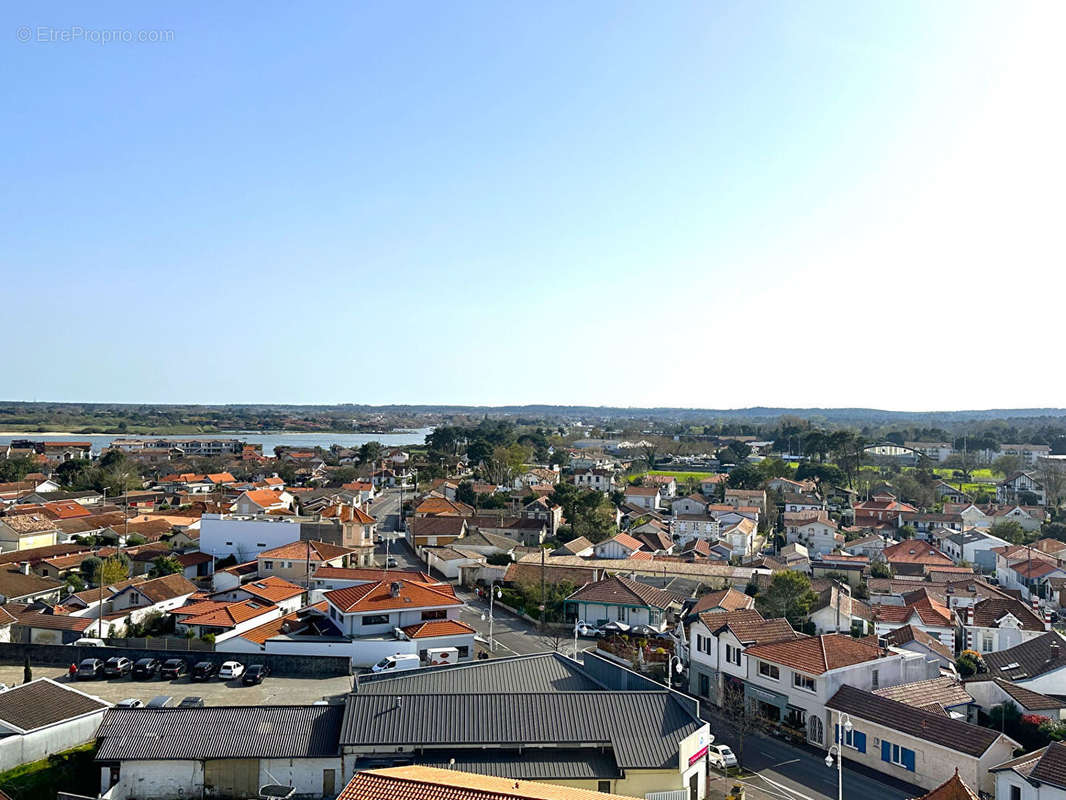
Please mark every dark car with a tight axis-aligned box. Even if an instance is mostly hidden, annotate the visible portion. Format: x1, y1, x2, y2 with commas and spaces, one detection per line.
177, 696, 205, 708
104, 656, 133, 678
191, 661, 217, 681
132, 658, 161, 680
160, 658, 188, 680
241, 664, 270, 685
77, 658, 105, 680
146, 695, 173, 708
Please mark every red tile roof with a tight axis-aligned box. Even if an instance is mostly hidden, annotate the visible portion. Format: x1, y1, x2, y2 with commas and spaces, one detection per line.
325, 580, 460, 613
745, 633, 886, 675
401, 619, 475, 639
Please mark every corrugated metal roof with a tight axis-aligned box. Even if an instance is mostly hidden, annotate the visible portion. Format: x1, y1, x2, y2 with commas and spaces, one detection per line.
416, 749, 621, 780
356, 653, 604, 694
95, 705, 342, 761
340, 691, 700, 770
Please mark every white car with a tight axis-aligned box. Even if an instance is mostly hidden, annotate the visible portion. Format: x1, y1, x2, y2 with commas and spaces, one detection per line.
116, 698, 143, 708
707, 744, 737, 769
574, 621, 602, 638
219, 661, 245, 679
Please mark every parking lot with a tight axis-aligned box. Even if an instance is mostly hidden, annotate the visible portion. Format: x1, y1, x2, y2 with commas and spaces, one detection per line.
0, 664, 354, 707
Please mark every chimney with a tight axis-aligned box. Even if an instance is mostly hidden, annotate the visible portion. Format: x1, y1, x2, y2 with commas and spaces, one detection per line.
966, 606, 973, 626
1045, 609, 1053, 631
19, 562, 30, 575
390, 581, 401, 598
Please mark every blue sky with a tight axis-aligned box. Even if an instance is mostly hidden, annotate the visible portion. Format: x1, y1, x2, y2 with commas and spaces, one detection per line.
2, 2, 1063, 410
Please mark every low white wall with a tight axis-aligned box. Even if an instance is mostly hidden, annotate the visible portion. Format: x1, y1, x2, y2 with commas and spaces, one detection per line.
0, 711, 106, 773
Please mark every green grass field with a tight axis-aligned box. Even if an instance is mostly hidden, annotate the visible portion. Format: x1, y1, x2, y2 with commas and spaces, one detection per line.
643, 469, 719, 483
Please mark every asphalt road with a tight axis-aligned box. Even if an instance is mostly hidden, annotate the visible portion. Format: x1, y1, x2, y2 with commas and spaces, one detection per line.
369, 488, 402, 531
454, 588, 581, 658
700, 711, 924, 800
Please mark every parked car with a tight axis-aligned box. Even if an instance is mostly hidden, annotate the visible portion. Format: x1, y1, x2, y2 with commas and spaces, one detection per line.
160, 658, 188, 680
72, 637, 107, 647
177, 696, 205, 708
115, 698, 143, 708
104, 656, 133, 678
146, 695, 173, 708
77, 658, 105, 680
574, 621, 603, 638
600, 621, 631, 635
132, 658, 161, 680
191, 661, 217, 681
628, 624, 660, 637
241, 665, 270, 685
219, 661, 245, 680
386, 557, 399, 568
707, 744, 738, 769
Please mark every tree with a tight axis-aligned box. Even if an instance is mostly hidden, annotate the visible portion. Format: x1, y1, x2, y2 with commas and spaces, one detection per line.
870, 561, 892, 579
719, 441, 751, 465
720, 680, 759, 766
149, 555, 182, 578
64, 573, 86, 594
358, 441, 384, 465
755, 571, 817, 628
956, 649, 984, 678
993, 454, 1023, 477
455, 481, 477, 507
898, 524, 916, 540
485, 552, 512, 566
95, 556, 129, 587
795, 462, 845, 487
80, 556, 103, 585
990, 520, 1027, 545
1038, 461, 1066, 508
1043, 522, 1066, 543
727, 463, 764, 490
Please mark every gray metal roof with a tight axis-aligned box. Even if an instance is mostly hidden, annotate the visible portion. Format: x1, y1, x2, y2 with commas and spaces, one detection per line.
355, 652, 604, 694
95, 705, 343, 761
340, 691, 701, 770
415, 749, 621, 779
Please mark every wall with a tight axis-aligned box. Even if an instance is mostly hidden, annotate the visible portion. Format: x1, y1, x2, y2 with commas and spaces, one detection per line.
0, 711, 106, 773
0, 641, 350, 677
200, 515, 304, 560
103, 760, 202, 800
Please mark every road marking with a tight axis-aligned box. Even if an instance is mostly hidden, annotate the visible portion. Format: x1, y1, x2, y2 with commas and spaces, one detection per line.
754, 773, 819, 800
772, 759, 800, 768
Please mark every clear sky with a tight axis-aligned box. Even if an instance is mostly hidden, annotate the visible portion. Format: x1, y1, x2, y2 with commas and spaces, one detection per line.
2, 2, 1063, 410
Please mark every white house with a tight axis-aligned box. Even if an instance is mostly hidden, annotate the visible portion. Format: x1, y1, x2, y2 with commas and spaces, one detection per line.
624, 486, 661, 510
594, 532, 645, 560
0, 679, 110, 772
565, 576, 682, 631
571, 468, 614, 493
173, 598, 282, 642
993, 742, 1066, 800
998, 472, 1048, 506
983, 632, 1066, 694
108, 573, 199, 625
785, 514, 842, 556
962, 596, 1048, 655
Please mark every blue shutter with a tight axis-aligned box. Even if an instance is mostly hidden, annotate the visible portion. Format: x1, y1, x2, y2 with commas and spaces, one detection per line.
902, 748, 915, 772
854, 731, 866, 754
881, 740, 891, 762
834, 724, 839, 744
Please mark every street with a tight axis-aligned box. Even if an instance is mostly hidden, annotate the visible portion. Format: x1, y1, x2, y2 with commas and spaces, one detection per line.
369, 487, 403, 532
455, 587, 583, 658
700, 711, 924, 800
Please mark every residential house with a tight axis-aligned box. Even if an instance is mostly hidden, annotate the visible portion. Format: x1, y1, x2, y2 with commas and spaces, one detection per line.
551, 536, 594, 558
0, 564, 64, 604
257, 540, 355, 585
941, 529, 1010, 572
109, 573, 199, 624
825, 684, 1018, 794
905, 442, 954, 463
872, 675, 974, 720
173, 598, 282, 642
991, 504, 1048, 532
872, 590, 955, 648
998, 472, 1048, 506
594, 533, 645, 560
453, 529, 521, 557
624, 486, 661, 510
687, 587, 755, 618
687, 609, 797, 703
778, 543, 811, 572
901, 512, 964, 538
842, 534, 888, 561
993, 742, 1066, 800
966, 677, 1066, 722
670, 514, 720, 546
211, 575, 306, 615
0, 514, 58, 552
571, 468, 615, 493
882, 540, 956, 577
723, 489, 766, 514
406, 516, 468, 550
963, 596, 1048, 655
174, 551, 213, 580
700, 474, 727, 496
0, 678, 110, 772
565, 576, 683, 631
413, 497, 474, 517
983, 632, 1066, 693
521, 496, 564, 537
467, 515, 546, 547
881, 625, 956, 673
234, 489, 292, 515
810, 583, 871, 635
853, 493, 918, 528
783, 493, 825, 514
934, 481, 971, 504
811, 554, 869, 587
767, 477, 817, 495
743, 634, 937, 746
671, 495, 711, 516
643, 474, 677, 498
784, 513, 842, 556
994, 545, 1066, 601
720, 518, 758, 559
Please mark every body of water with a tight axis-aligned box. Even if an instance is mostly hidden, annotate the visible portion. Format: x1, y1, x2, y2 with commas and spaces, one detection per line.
0, 429, 431, 457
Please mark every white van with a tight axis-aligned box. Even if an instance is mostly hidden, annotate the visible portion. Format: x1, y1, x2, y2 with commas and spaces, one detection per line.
426, 647, 458, 666
73, 638, 106, 647
371, 654, 420, 673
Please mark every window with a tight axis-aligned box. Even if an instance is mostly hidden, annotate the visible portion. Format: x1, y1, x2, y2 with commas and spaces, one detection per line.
881, 741, 915, 771
361, 614, 389, 626
1009, 787, 1021, 800
699, 673, 710, 697
421, 609, 446, 621
982, 635, 994, 653
457, 645, 469, 657
871, 669, 879, 689
256, 542, 266, 548
725, 643, 741, 666
793, 672, 816, 692
598, 782, 611, 794
263, 561, 273, 571
758, 661, 780, 680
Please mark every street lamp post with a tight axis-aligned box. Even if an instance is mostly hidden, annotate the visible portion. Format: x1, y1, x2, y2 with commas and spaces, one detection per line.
824, 711, 852, 800
667, 655, 684, 692
480, 582, 502, 653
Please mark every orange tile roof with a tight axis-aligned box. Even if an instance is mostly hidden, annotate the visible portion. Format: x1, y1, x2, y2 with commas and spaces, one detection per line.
325, 579, 461, 613
178, 599, 277, 629
321, 504, 375, 524
882, 540, 954, 566
609, 533, 643, 551
414, 497, 474, 517
240, 576, 305, 603
241, 489, 286, 508
259, 539, 354, 561
312, 566, 435, 583
42, 501, 91, 520
745, 633, 886, 675
206, 472, 236, 484
339, 766, 641, 800
237, 601, 329, 645
401, 619, 476, 639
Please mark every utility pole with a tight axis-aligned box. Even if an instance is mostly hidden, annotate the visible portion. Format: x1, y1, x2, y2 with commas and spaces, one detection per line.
539, 545, 546, 632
